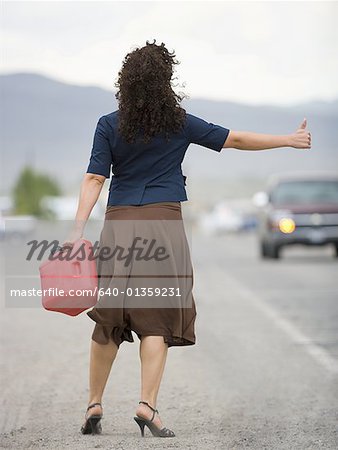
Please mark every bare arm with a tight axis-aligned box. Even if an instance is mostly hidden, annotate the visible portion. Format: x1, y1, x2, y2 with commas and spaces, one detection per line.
223, 118, 311, 150
62, 173, 106, 246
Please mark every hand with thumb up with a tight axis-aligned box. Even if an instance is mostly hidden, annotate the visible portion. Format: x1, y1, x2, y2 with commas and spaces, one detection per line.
289, 118, 311, 149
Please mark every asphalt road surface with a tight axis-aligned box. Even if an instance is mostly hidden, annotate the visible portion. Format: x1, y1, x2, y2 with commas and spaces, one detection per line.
0, 226, 337, 449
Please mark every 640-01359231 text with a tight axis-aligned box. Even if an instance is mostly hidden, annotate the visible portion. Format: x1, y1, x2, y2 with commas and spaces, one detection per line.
9, 287, 182, 297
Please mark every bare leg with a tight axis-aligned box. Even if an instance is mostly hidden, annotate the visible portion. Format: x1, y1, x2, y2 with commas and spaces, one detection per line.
135, 335, 168, 429
85, 337, 119, 419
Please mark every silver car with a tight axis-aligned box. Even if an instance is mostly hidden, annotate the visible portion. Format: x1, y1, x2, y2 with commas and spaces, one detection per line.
253, 172, 338, 259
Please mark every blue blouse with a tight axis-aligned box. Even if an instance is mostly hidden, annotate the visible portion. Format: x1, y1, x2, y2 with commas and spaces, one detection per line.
86, 110, 230, 206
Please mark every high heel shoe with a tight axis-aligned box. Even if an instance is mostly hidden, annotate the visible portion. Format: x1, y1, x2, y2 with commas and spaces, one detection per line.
134, 400, 175, 437
80, 402, 103, 435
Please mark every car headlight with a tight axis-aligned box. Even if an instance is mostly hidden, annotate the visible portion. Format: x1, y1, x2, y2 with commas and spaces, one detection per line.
278, 217, 296, 233
268, 210, 295, 233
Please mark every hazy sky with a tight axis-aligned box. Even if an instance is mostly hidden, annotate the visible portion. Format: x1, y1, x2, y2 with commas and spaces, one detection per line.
2, 1, 337, 105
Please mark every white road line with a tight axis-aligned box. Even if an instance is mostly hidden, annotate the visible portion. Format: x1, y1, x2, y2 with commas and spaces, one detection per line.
215, 268, 338, 376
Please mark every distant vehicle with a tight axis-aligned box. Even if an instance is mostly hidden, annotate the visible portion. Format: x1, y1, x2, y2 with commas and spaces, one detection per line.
199, 203, 244, 235
198, 199, 257, 235
253, 172, 338, 259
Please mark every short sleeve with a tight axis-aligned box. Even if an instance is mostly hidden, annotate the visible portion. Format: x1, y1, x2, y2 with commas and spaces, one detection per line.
186, 113, 230, 152
86, 116, 112, 178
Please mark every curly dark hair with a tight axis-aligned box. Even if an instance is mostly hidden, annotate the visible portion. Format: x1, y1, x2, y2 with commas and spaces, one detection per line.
114, 39, 188, 144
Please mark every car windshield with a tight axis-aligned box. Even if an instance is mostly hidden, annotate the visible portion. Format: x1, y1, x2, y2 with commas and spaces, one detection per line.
270, 180, 338, 205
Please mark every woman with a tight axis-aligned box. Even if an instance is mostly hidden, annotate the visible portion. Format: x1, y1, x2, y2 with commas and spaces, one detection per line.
63, 40, 311, 438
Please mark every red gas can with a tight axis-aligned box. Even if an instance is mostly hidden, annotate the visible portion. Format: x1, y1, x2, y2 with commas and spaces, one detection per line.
39, 238, 98, 316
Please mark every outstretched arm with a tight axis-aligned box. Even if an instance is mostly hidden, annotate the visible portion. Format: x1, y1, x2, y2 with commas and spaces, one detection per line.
223, 118, 311, 150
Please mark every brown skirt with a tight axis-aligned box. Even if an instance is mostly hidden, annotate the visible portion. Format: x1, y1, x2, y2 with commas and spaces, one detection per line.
86, 201, 197, 348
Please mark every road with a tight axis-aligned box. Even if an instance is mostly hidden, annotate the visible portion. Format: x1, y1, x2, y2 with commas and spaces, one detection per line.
0, 226, 337, 449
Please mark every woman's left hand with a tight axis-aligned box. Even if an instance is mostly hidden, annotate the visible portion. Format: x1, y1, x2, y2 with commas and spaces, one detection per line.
290, 118, 311, 149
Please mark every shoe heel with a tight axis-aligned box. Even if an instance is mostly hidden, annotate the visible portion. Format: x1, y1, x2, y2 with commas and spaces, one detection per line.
88, 416, 102, 434
134, 417, 146, 437
81, 402, 103, 435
